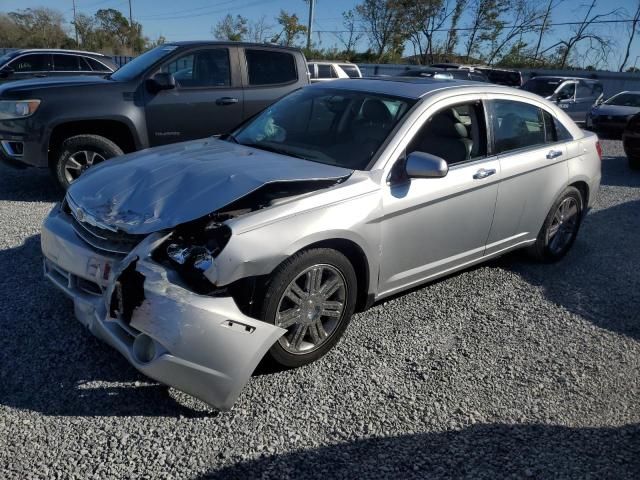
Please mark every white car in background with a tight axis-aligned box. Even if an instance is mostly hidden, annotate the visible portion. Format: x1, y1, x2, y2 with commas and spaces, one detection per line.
308, 61, 362, 82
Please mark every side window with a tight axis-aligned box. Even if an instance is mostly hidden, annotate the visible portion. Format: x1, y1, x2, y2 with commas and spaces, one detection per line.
246, 49, 297, 86
577, 83, 592, 98
491, 99, 545, 153
160, 49, 230, 88
556, 82, 576, 100
84, 57, 111, 72
407, 101, 487, 166
53, 54, 82, 71
554, 117, 573, 141
10, 54, 51, 72
317, 64, 332, 79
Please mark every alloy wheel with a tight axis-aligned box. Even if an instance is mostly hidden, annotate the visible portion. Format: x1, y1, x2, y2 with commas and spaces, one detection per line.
546, 196, 580, 255
63, 150, 105, 184
275, 264, 347, 355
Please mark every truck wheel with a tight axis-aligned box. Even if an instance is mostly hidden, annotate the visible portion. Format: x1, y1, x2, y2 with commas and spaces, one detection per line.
261, 248, 358, 368
54, 134, 123, 190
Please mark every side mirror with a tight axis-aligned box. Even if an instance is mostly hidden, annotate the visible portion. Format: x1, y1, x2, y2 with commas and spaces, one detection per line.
405, 151, 449, 179
0, 66, 14, 79
146, 72, 176, 93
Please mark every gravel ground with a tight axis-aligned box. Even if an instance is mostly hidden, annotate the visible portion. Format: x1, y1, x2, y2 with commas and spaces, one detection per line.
0, 140, 638, 479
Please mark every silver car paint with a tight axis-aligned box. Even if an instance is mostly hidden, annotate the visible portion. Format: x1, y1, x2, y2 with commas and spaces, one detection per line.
41, 81, 601, 409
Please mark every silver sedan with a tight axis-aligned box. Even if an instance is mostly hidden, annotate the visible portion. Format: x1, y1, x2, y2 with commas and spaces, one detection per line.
41, 78, 602, 410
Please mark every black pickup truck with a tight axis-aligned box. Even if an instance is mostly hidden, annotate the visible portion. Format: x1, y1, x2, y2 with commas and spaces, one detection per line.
0, 42, 310, 188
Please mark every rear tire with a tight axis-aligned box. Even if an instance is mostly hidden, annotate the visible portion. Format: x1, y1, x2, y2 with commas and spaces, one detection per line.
54, 134, 123, 190
260, 248, 357, 368
528, 186, 583, 262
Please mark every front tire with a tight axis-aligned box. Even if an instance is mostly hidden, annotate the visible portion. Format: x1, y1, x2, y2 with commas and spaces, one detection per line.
54, 134, 123, 190
260, 248, 358, 368
528, 186, 583, 262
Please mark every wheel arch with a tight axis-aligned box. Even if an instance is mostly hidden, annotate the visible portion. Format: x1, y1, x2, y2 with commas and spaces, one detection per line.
47, 118, 139, 169
290, 238, 373, 312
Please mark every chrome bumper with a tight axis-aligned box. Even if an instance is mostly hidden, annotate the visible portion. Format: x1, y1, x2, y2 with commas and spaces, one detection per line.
41, 205, 285, 410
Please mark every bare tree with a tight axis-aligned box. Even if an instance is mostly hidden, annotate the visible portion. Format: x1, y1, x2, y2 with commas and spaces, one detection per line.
333, 9, 363, 56
486, 0, 544, 65
619, 1, 640, 72
356, 0, 404, 60
247, 15, 272, 43
445, 0, 467, 55
540, 0, 619, 68
463, 0, 509, 62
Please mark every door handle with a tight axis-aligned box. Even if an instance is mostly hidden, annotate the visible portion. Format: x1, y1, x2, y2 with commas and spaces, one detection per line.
473, 168, 496, 180
216, 97, 239, 106
546, 149, 563, 159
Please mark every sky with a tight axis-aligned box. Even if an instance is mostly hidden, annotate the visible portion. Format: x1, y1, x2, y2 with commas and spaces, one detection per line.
1, 0, 639, 70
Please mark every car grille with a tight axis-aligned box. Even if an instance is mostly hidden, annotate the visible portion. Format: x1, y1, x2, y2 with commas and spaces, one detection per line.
63, 198, 145, 256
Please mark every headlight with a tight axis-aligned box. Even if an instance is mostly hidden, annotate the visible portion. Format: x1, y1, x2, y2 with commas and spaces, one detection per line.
157, 220, 231, 293
0, 100, 41, 120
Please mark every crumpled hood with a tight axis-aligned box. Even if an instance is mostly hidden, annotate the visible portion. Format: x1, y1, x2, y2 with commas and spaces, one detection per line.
67, 138, 353, 234
592, 104, 640, 117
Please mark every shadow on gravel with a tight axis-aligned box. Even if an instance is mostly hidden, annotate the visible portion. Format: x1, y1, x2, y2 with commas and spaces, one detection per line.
599, 154, 640, 188
0, 235, 211, 417
199, 423, 640, 479
509, 199, 640, 341
0, 164, 62, 203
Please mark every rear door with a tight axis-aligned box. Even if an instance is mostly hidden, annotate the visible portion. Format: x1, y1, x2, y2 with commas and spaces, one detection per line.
485, 97, 569, 255
240, 48, 302, 118
144, 46, 243, 146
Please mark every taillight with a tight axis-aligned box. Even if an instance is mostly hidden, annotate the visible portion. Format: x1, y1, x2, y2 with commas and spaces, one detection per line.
595, 140, 603, 160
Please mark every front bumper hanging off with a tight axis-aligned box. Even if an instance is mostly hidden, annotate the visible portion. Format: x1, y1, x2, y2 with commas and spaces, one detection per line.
41, 206, 285, 410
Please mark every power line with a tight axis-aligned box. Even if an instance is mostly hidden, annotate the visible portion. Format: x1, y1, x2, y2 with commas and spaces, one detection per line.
314, 18, 640, 34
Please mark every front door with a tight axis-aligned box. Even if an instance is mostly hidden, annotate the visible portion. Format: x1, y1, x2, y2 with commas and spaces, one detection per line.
378, 100, 499, 296
554, 81, 580, 121
144, 47, 243, 147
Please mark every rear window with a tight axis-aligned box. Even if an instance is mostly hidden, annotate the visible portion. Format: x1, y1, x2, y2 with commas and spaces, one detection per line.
522, 78, 564, 97
339, 64, 360, 78
317, 64, 335, 78
85, 57, 112, 72
245, 49, 297, 86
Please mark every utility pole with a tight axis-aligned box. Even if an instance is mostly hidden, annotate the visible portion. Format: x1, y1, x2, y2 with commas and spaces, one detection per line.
72, 0, 79, 46
128, 0, 133, 27
306, 0, 315, 50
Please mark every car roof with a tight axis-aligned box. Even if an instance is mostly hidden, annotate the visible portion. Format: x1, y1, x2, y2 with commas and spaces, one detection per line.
307, 77, 514, 99
165, 41, 302, 52
309, 60, 357, 64
12, 48, 108, 57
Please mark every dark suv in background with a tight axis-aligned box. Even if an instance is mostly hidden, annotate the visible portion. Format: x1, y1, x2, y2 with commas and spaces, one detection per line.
0, 49, 116, 83
0, 42, 309, 188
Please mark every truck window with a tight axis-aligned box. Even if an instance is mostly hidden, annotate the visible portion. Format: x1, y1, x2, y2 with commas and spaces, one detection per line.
161, 49, 230, 88
245, 49, 297, 86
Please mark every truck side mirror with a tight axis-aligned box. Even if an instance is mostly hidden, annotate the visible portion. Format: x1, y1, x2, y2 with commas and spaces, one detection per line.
146, 72, 176, 93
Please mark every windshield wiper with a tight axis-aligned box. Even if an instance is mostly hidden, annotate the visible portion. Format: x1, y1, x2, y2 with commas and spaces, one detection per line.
219, 133, 239, 144
240, 142, 307, 160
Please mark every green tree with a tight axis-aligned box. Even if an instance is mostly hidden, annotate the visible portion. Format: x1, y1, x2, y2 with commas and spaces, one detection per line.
213, 14, 249, 41
272, 10, 307, 47
7, 8, 69, 48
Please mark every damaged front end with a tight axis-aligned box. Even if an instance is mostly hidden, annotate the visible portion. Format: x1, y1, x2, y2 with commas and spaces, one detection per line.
41, 140, 354, 409
41, 203, 286, 410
